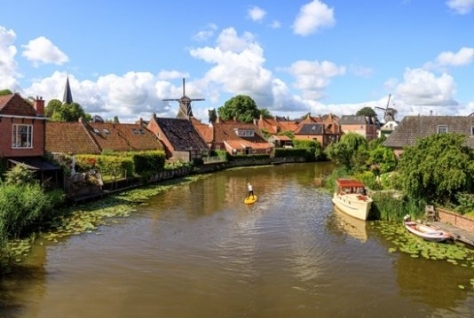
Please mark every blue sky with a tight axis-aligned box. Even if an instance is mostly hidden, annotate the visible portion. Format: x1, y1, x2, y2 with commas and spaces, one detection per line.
1, 0, 474, 123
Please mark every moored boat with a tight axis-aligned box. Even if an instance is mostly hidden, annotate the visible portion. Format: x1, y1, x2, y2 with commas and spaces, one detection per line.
403, 215, 453, 242
332, 178, 373, 220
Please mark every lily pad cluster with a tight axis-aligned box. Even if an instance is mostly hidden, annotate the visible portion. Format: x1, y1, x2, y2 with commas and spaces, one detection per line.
4, 174, 209, 264
371, 221, 474, 267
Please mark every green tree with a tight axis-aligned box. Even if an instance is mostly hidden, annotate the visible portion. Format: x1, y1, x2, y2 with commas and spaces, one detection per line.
356, 107, 377, 117
325, 132, 368, 171
113, 116, 120, 123
0, 89, 13, 96
259, 108, 273, 119
45, 99, 62, 118
51, 102, 91, 122
398, 133, 474, 204
217, 95, 260, 123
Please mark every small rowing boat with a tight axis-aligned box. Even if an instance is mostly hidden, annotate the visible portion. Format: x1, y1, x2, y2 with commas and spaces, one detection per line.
403, 215, 452, 242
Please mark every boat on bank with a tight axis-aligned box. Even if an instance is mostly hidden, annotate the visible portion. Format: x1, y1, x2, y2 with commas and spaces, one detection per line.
332, 178, 373, 220
403, 215, 453, 242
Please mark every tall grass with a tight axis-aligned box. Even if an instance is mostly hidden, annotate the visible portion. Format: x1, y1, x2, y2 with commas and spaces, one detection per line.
371, 192, 425, 222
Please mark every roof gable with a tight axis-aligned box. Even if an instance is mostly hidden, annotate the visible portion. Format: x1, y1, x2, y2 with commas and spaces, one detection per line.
384, 116, 474, 148
154, 117, 208, 151
0, 93, 37, 116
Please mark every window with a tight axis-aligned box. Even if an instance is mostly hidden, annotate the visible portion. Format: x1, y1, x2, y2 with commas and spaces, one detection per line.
139, 128, 144, 135
471, 126, 474, 136
12, 124, 33, 148
103, 128, 110, 134
132, 128, 139, 134
437, 125, 448, 134
93, 128, 101, 135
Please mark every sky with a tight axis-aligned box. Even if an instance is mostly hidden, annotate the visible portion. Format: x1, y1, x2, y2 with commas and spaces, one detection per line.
1, 0, 474, 124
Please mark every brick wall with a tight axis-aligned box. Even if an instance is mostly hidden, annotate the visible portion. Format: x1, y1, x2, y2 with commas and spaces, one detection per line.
437, 208, 474, 231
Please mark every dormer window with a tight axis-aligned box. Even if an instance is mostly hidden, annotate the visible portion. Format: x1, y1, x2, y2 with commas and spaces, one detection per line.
234, 128, 255, 137
437, 125, 448, 134
93, 128, 101, 135
132, 128, 138, 134
103, 128, 110, 134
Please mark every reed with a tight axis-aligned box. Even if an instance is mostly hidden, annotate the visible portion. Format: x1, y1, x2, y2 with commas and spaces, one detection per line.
371, 192, 425, 222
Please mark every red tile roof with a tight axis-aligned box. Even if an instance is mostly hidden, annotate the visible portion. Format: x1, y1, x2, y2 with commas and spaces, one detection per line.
46, 121, 163, 155
0, 93, 37, 116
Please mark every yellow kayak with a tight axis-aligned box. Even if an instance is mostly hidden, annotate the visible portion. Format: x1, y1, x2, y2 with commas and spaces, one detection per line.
244, 195, 258, 204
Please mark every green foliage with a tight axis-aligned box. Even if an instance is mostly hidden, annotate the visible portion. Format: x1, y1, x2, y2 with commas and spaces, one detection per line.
0, 89, 13, 96
217, 95, 260, 123
397, 133, 474, 204
259, 108, 273, 119
325, 132, 368, 172
291, 139, 324, 161
208, 109, 217, 123
371, 193, 424, 222
0, 184, 53, 238
352, 170, 382, 190
367, 144, 397, 175
278, 130, 295, 139
45, 99, 62, 118
4, 164, 35, 186
50, 102, 91, 122
132, 151, 166, 174
274, 148, 312, 159
454, 192, 474, 215
355, 106, 377, 117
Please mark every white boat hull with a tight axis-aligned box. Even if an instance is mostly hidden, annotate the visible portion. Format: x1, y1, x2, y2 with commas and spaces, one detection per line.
404, 221, 452, 242
332, 193, 373, 221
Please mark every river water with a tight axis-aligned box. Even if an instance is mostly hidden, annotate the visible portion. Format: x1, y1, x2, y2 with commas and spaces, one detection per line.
1, 163, 473, 317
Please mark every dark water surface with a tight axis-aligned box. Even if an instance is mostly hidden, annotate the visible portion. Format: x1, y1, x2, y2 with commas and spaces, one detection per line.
1, 163, 473, 317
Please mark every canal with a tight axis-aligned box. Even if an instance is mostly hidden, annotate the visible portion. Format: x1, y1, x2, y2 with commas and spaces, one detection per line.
1, 163, 473, 317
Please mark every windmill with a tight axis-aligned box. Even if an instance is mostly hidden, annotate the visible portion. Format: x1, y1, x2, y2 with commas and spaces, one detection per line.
162, 78, 205, 119
375, 94, 397, 123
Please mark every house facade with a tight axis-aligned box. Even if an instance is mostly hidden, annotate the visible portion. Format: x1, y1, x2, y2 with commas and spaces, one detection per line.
147, 115, 209, 162
0, 93, 61, 183
338, 115, 378, 141
384, 115, 474, 157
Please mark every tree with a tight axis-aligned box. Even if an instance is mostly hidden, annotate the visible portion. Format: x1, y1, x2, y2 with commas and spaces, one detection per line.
0, 89, 13, 96
45, 99, 62, 118
113, 116, 120, 123
356, 107, 377, 117
217, 95, 260, 123
259, 108, 273, 119
398, 133, 474, 204
51, 102, 91, 122
325, 132, 368, 171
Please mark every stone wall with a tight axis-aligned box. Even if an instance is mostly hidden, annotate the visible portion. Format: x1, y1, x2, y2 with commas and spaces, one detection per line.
437, 208, 474, 232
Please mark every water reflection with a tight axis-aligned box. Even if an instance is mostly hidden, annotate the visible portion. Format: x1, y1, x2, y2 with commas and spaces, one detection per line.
330, 207, 368, 242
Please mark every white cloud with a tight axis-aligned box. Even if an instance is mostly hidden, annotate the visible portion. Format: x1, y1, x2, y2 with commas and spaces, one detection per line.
248, 6, 266, 22
193, 23, 218, 42
446, 0, 474, 14
189, 28, 274, 107
21, 36, 69, 67
157, 70, 190, 81
293, 0, 335, 36
0, 26, 20, 90
287, 60, 346, 100
435, 47, 474, 67
395, 68, 458, 108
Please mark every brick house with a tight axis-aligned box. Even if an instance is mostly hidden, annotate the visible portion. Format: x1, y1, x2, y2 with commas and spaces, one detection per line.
338, 115, 378, 141
194, 117, 273, 155
0, 93, 61, 184
384, 115, 474, 157
146, 114, 209, 162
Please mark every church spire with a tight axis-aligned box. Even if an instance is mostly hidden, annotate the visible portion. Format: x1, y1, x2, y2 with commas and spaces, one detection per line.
63, 76, 73, 104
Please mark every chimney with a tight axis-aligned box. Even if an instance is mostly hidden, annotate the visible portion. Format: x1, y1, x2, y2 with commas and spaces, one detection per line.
33, 96, 45, 117
139, 117, 143, 127
216, 116, 220, 123
430, 110, 433, 116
